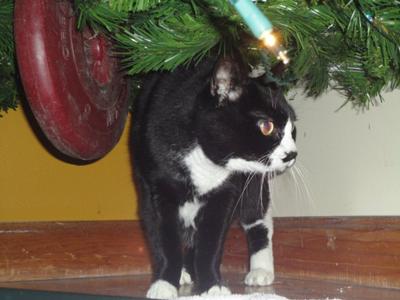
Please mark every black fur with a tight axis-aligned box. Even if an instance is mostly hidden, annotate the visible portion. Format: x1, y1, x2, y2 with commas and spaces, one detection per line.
131, 56, 296, 294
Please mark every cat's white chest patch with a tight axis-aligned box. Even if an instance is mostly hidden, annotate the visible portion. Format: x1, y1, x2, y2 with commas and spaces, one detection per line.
226, 158, 268, 173
183, 145, 231, 195
179, 198, 204, 228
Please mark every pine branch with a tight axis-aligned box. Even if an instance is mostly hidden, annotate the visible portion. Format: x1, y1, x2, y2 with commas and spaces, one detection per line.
0, 0, 18, 115
53, 1, 400, 107
116, 12, 221, 73
0, 0, 13, 58
76, 0, 224, 74
1, 0, 400, 113
108, 0, 161, 12
75, 0, 129, 31
256, 1, 400, 106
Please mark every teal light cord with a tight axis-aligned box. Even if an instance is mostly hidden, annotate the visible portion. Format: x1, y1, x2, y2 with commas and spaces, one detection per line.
229, 0, 273, 38
229, 0, 290, 64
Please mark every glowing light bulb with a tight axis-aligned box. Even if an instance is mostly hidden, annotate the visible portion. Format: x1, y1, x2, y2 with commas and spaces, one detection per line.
229, 0, 290, 64
277, 50, 290, 65
260, 30, 277, 48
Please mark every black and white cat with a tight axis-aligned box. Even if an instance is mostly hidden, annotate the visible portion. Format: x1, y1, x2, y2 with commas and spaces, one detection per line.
131, 55, 297, 299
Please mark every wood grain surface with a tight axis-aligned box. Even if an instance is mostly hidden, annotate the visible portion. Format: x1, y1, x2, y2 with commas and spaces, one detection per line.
0, 222, 150, 281
1, 217, 399, 289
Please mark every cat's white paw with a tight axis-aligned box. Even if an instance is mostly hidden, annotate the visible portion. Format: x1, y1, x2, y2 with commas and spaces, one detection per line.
201, 285, 231, 296
146, 280, 178, 299
244, 268, 275, 286
179, 268, 193, 285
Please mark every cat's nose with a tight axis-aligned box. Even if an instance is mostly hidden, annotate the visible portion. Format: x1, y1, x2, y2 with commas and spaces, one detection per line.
283, 151, 297, 163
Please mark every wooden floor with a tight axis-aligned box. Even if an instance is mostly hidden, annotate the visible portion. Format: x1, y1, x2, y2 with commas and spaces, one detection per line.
1, 273, 400, 300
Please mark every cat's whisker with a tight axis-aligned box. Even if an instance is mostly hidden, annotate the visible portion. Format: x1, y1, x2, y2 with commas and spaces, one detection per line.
230, 171, 257, 223
222, 152, 236, 162
273, 170, 280, 215
259, 153, 270, 161
293, 166, 308, 213
232, 151, 270, 221
293, 165, 308, 200
241, 172, 257, 200
293, 162, 313, 201
256, 154, 271, 212
289, 167, 301, 204
299, 165, 315, 210
287, 165, 301, 204
258, 172, 267, 212
291, 165, 307, 208
266, 171, 275, 213
293, 163, 315, 212
296, 160, 311, 177
272, 171, 280, 215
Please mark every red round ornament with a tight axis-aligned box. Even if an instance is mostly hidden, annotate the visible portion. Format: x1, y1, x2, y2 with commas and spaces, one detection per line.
14, 0, 129, 160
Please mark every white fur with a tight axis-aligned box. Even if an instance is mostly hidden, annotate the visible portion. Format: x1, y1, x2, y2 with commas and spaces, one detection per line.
213, 68, 231, 96
226, 158, 268, 173
184, 120, 296, 195
249, 247, 274, 273
184, 145, 267, 195
146, 280, 178, 299
179, 198, 204, 228
212, 66, 242, 102
179, 268, 193, 285
201, 285, 231, 296
241, 219, 264, 231
248, 64, 266, 78
245, 268, 275, 286
264, 208, 274, 244
245, 208, 275, 286
184, 146, 230, 195
268, 119, 297, 172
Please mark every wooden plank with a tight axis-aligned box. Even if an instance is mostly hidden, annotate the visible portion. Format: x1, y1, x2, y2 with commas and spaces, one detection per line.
1, 218, 400, 289
273, 217, 400, 289
0, 222, 150, 281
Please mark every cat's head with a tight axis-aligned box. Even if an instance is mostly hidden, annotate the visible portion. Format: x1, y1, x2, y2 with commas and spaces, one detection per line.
198, 56, 297, 174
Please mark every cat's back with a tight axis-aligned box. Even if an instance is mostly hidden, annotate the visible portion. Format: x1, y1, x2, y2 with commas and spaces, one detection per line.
133, 58, 215, 125
131, 58, 216, 172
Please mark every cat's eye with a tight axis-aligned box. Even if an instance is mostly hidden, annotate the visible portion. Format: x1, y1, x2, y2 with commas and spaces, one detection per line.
258, 120, 274, 136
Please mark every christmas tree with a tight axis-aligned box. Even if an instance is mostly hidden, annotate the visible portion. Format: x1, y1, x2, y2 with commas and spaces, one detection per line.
1, 0, 399, 114
0, 0, 18, 114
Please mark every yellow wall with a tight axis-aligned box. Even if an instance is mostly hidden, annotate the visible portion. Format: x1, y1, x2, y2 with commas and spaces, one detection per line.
0, 109, 138, 222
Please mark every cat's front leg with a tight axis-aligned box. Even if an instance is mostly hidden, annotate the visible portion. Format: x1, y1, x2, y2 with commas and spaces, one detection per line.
141, 186, 183, 299
180, 247, 194, 286
242, 207, 275, 286
193, 189, 235, 295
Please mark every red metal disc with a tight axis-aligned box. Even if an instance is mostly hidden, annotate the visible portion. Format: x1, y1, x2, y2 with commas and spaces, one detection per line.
14, 0, 129, 160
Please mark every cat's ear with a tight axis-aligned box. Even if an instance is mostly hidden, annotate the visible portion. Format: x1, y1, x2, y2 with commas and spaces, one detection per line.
249, 62, 287, 90
210, 57, 247, 105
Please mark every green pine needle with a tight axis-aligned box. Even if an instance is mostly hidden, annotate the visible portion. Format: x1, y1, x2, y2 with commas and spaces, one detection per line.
108, 0, 161, 12
75, 0, 129, 32
116, 15, 221, 74
0, 0, 19, 115
1, 0, 400, 114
